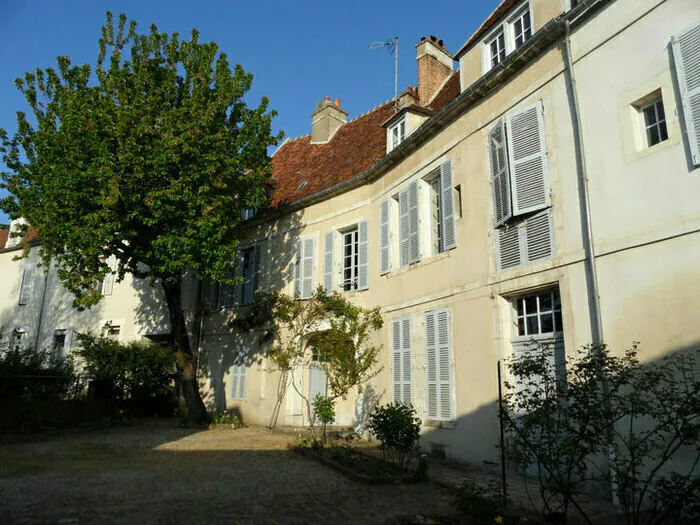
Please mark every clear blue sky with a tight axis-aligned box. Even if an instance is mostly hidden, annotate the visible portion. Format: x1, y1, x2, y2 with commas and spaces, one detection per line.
0, 0, 499, 224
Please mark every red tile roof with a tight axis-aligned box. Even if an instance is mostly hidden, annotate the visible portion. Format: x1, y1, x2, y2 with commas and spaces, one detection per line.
454, 0, 520, 60
428, 72, 461, 111
0, 226, 38, 249
0, 229, 8, 249
269, 101, 395, 208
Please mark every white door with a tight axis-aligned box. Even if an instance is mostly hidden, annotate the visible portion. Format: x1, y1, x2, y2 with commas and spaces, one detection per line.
307, 364, 328, 425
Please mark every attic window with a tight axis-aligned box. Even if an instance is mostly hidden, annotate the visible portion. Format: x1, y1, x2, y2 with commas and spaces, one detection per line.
296, 180, 309, 192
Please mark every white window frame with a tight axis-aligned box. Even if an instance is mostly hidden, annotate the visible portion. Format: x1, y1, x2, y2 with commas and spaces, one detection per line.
480, 0, 535, 74
387, 115, 408, 153
101, 320, 123, 342
639, 97, 668, 150
341, 226, 360, 292
10, 328, 27, 349
510, 288, 564, 344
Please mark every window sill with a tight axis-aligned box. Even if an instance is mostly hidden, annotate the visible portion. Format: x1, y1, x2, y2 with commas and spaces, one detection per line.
423, 419, 456, 430
385, 249, 453, 278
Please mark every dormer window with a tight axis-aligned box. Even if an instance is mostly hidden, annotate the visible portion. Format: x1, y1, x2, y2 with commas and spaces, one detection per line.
481, 1, 534, 74
388, 116, 407, 152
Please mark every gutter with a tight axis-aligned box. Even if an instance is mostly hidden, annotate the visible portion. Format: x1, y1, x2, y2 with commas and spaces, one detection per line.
248, 0, 612, 231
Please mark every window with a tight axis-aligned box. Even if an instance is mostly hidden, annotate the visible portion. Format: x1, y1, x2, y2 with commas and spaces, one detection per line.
489, 100, 554, 271
230, 352, 249, 400
391, 316, 412, 405
10, 329, 26, 349
671, 21, 700, 166
640, 99, 668, 148
481, 1, 534, 73
425, 308, 453, 421
101, 255, 117, 296
102, 324, 120, 341
342, 227, 359, 291
512, 289, 563, 338
241, 208, 255, 221
324, 223, 369, 293
428, 177, 442, 255
387, 116, 407, 152
294, 237, 316, 299
53, 330, 67, 355
216, 243, 263, 307
399, 181, 420, 267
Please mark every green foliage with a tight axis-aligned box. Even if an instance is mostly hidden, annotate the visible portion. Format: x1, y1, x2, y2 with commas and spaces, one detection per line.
73, 332, 176, 412
210, 409, 242, 427
368, 402, 421, 469
313, 394, 336, 426
454, 479, 505, 522
502, 341, 700, 524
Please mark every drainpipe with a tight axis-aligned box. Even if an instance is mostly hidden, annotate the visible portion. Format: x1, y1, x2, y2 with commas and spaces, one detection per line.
33, 257, 51, 351
563, 21, 604, 346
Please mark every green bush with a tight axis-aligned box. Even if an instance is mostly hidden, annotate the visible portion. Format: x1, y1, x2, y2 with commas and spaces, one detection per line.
210, 409, 242, 427
74, 332, 176, 417
368, 402, 421, 469
313, 393, 336, 444
454, 479, 505, 522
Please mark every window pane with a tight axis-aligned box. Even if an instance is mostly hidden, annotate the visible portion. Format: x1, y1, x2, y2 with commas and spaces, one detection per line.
644, 105, 657, 126
524, 296, 537, 315
656, 101, 665, 120
524, 12, 531, 35
518, 317, 525, 336
648, 126, 660, 146
516, 299, 524, 317
553, 293, 561, 309
659, 121, 668, 142
540, 313, 554, 334
540, 292, 553, 311
554, 311, 563, 333
526, 315, 539, 335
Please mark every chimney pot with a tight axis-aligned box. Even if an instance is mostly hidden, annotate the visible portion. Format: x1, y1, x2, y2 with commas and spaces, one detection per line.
311, 97, 348, 144
334, 98, 340, 107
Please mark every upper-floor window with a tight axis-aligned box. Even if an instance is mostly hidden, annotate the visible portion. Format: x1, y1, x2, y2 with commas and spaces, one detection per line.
219, 243, 263, 307
387, 116, 407, 152
481, 1, 534, 73
295, 237, 316, 299
102, 324, 121, 341
18, 267, 33, 305
323, 222, 369, 294
640, 98, 668, 148
10, 328, 26, 349
342, 227, 360, 291
241, 208, 256, 221
53, 329, 67, 354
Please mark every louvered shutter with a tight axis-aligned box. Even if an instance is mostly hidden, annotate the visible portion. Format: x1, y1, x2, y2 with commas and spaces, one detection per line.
233, 251, 244, 306
101, 256, 116, 296
525, 210, 554, 262
401, 317, 412, 404
497, 224, 522, 271
380, 199, 391, 275
425, 311, 438, 419
436, 309, 453, 420
392, 319, 402, 403
358, 220, 369, 290
439, 160, 457, 251
64, 329, 73, 355
230, 355, 249, 400
252, 243, 263, 299
301, 237, 315, 299
323, 231, 335, 293
672, 23, 700, 166
408, 181, 420, 264
399, 189, 410, 267
202, 280, 218, 310
18, 268, 32, 305
293, 240, 302, 298
506, 100, 550, 216
489, 119, 512, 226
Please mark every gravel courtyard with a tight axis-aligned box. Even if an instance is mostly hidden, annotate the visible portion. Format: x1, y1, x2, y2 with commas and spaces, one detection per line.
0, 420, 454, 524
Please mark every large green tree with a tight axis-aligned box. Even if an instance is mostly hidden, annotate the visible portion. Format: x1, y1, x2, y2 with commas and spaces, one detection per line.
0, 13, 282, 424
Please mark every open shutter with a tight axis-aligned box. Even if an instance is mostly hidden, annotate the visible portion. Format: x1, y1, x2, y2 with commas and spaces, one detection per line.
399, 189, 410, 267
358, 220, 369, 290
323, 231, 335, 293
497, 224, 522, 271
101, 256, 116, 296
506, 100, 550, 216
672, 22, 700, 166
252, 243, 263, 298
436, 309, 452, 420
301, 237, 315, 299
18, 268, 33, 305
497, 210, 553, 271
293, 240, 302, 298
380, 199, 391, 275
392, 319, 402, 403
401, 317, 412, 405
439, 160, 457, 251
233, 251, 244, 306
408, 181, 420, 264
489, 119, 512, 226
425, 311, 438, 419
525, 210, 554, 263
202, 280, 218, 310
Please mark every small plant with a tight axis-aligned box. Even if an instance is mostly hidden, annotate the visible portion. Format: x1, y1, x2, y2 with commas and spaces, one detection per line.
454, 479, 505, 522
368, 402, 421, 469
313, 393, 336, 444
210, 409, 242, 428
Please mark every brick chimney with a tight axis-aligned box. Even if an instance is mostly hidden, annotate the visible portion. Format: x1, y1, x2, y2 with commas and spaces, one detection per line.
311, 97, 348, 144
416, 36, 453, 105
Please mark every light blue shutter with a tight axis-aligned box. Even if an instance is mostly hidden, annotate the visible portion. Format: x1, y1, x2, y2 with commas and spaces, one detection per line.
323, 231, 334, 293
489, 119, 512, 226
18, 267, 33, 305
425, 311, 438, 419
436, 309, 452, 420
401, 317, 412, 404
233, 251, 244, 306
293, 240, 302, 298
399, 189, 410, 267
392, 319, 402, 403
358, 220, 369, 290
243, 249, 256, 305
525, 210, 554, 263
301, 237, 315, 299
101, 256, 116, 296
672, 22, 700, 166
230, 355, 248, 400
439, 159, 456, 251
497, 224, 522, 272
497, 210, 553, 271
380, 199, 391, 275
506, 100, 550, 216
408, 181, 420, 264
252, 243, 263, 299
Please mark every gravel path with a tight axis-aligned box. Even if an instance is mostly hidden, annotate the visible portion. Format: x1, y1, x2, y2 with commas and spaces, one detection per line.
0, 420, 454, 524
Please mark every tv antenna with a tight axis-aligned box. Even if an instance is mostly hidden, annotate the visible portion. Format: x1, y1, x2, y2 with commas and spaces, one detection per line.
369, 37, 399, 109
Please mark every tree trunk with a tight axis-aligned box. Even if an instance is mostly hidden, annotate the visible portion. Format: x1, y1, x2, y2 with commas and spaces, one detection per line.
162, 277, 209, 425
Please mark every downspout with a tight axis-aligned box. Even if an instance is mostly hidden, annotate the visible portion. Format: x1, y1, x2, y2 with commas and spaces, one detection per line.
563, 20, 604, 346
33, 257, 51, 351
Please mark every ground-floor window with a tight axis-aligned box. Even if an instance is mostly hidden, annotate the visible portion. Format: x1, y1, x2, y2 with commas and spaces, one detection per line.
230, 352, 249, 401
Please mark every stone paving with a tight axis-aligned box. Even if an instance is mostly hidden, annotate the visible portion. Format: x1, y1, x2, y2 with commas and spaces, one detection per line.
0, 420, 455, 524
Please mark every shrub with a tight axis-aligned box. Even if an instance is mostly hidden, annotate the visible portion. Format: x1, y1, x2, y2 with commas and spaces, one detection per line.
313, 393, 336, 444
454, 479, 504, 522
210, 409, 242, 427
368, 402, 421, 469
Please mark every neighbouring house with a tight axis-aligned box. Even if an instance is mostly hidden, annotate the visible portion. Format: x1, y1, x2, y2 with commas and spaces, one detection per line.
1, 0, 699, 470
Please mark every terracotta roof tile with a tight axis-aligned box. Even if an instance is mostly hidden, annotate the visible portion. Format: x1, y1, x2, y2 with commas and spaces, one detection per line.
428, 73, 461, 111
269, 101, 395, 208
454, 0, 520, 60
0, 229, 8, 249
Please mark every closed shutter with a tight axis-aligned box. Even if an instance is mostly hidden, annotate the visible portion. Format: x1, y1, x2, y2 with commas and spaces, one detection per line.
399, 189, 410, 267
391, 317, 412, 404
489, 119, 512, 226
425, 309, 453, 421
672, 22, 700, 166
252, 243, 263, 299
358, 220, 369, 290
18, 268, 33, 305
101, 256, 116, 296
497, 210, 553, 271
233, 251, 244, 306
301, 237, 316, 299
380, 199, 391, 275
230, 356, 248, 400
293, 240, 302, 298
323, 231, 334, 293
243, 250, 255, 305
506, 100, 550, 216
219, 280, 234, 309
202, 280, 218, 310
440, 159, 457, 251
512, 337, 565, 414
408, 181, 420, 264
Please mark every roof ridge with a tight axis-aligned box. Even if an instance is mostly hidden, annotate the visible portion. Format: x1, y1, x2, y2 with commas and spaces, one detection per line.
348, 98, 395, 122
